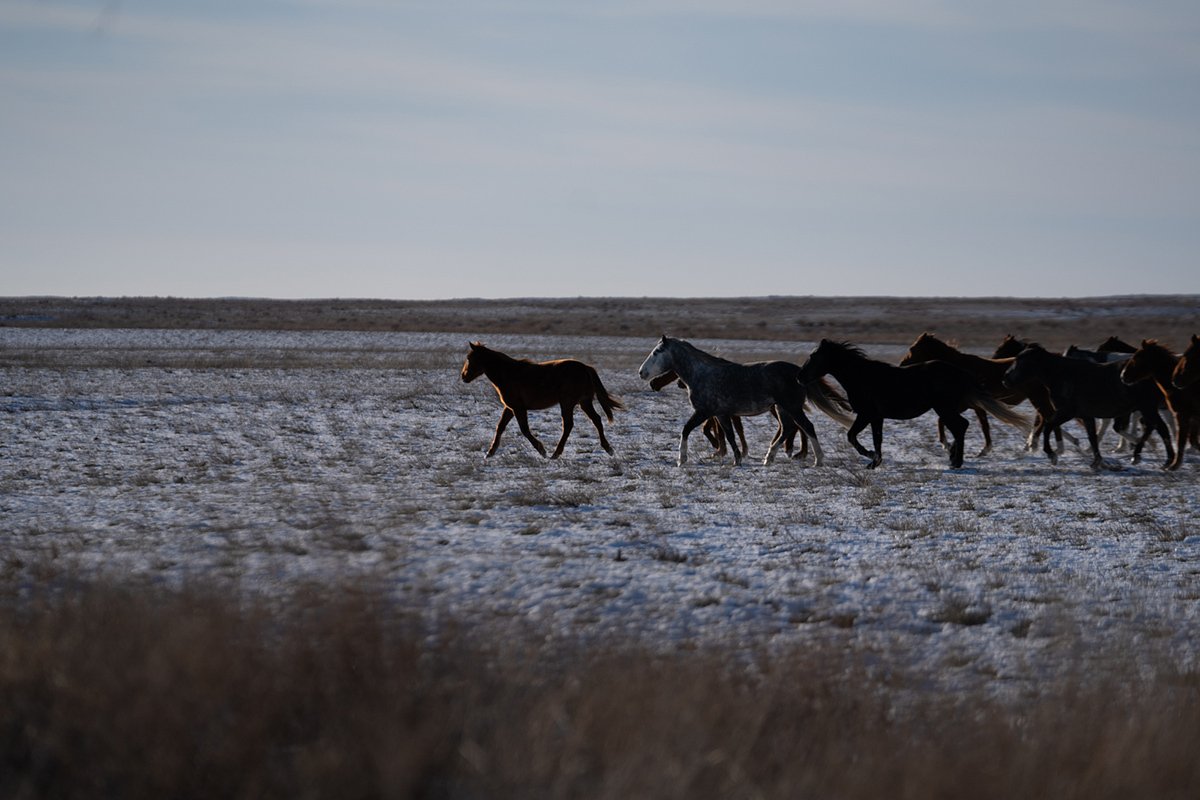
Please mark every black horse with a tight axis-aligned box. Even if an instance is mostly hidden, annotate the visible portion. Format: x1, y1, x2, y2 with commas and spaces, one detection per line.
797, 340, 1029, 469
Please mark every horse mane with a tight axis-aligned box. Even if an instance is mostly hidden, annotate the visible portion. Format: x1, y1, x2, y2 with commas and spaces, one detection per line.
666, 336, 736, 365
822, 340, 870, 360
1137, 339, 1177, 359
470, 342, 536, 366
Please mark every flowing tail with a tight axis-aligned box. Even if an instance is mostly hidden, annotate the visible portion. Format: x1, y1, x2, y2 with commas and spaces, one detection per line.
591, 369, 624, 421
969, 390, 1032, 434
806, 377, 855, 429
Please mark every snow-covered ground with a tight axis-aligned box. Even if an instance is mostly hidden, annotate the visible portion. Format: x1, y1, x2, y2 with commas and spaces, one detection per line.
3, 328, 1198, 699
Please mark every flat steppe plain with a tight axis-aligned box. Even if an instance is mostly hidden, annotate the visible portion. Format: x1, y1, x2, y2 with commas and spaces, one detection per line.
3, 295, 1199, 703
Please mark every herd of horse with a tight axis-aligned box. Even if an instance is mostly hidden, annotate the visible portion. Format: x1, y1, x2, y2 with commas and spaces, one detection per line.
460, 332, 1200, 471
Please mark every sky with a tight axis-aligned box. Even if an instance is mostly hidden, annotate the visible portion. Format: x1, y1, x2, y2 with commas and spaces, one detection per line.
2, 1, 1199, 299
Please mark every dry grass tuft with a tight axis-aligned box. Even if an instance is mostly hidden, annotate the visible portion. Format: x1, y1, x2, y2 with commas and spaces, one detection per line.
3, 569, 1200, 799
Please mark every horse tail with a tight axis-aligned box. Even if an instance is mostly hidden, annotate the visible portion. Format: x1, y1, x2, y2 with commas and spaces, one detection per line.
590, 368, 624, 421
806, 377, 855, 428
969, 390, 1032, 433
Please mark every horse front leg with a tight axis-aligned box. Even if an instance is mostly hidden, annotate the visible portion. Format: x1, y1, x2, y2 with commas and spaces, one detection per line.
550, 401, 575, 459
942, 412, 968, 468
846, 416, 876, 465
486, 407, 514, 457
514, 408, 548, 457
678, 410, 707, 466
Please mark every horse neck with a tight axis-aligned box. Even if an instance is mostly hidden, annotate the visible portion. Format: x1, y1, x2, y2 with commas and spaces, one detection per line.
1137, 347, 1178, 383
663, 341, 705, 383
821, 348, 876, 388
476, 347, 522, 384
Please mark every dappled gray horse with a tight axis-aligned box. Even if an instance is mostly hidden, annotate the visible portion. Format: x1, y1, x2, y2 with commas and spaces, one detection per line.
638, 336, 849, 466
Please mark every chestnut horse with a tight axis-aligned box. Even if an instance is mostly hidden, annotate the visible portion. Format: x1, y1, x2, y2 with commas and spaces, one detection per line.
1121, 340, 1200, 470
461, 342, 622, 458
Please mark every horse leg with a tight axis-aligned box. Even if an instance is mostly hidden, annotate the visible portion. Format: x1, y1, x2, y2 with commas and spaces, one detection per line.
974, 409, 992, 458
1138, 409, 1175, 470
679, 410, 707, 466
549, 401, 575, 459
1042, 408, 1074, 465
1081, 417, 1106, 470
717, 414, 742, 466
846, 416, 876, 463
1169, 411, 1190, 470
733, 416, 748, 459
867, 419, 884, 468
486, 407, 515, 457
765, 410, 791, 465
941, 412, 968, 468
703, 418, 725, 456
937, 418, 949, 452
580, 399, 615, 455
514, 408, 548, 457
787, 407, 822, 467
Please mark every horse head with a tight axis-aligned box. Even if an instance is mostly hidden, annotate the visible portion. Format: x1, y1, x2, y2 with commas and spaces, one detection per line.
993, 335, 1030, 359
638, 335, 675, 381
1002, 343, 1048, 389
899, 332, 945, 366
461, 341, 487, 383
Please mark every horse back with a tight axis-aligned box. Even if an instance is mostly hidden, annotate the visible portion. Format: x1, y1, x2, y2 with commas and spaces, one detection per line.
500, 359, 598, 410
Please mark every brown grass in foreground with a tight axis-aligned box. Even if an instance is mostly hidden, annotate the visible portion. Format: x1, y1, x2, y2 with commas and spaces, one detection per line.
2, 574, 1199, 800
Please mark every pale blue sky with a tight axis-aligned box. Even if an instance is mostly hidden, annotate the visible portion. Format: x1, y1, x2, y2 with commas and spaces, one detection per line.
3, 1, 1199, 298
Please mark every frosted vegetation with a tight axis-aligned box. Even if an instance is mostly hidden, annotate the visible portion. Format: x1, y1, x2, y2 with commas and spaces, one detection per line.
3, 327, 1197, 702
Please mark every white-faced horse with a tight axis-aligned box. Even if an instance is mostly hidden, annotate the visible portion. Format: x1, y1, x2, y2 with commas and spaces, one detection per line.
637, 336, 850, 467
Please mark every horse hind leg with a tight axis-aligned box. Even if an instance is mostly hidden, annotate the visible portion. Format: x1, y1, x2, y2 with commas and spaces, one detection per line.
551, 401, 575, 459
974, 408, 992, 458
580, 398, 615, 455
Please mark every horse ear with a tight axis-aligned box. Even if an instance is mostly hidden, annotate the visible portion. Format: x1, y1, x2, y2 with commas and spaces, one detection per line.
469, 341, 481, 350
1142, 339, 1152, 348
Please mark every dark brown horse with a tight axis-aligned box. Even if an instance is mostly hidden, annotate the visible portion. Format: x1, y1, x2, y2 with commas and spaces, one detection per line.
992, 334, 1080, 453
798, 340, 1030, 469
900, 332, 1045, 456
461, 342, 622, 458
1121, 340, 1200, 470
1003, 344, 1174, 469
